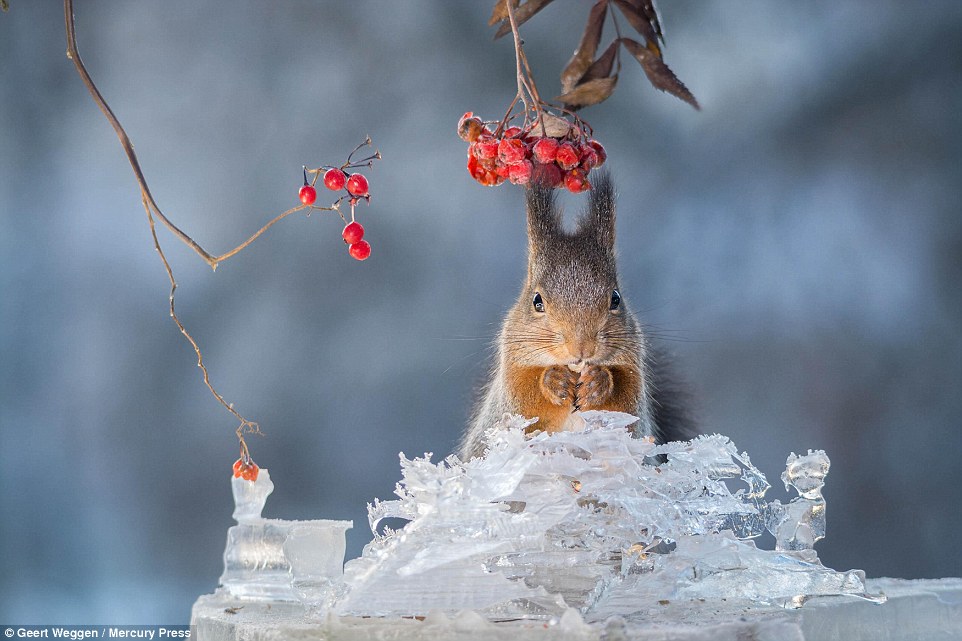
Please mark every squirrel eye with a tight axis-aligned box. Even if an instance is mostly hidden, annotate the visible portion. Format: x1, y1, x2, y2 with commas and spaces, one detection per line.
532, 292, 545, 313
610, 289, 621, 311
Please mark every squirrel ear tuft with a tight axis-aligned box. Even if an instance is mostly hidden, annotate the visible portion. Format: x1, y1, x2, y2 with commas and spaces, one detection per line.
526, 184, 562, 249
579, 169, 615, 250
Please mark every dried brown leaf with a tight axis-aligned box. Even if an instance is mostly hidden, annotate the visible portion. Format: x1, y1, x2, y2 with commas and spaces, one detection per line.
529, 113, 573, 138
621, 38, 699, 109
557, 75, 618, 109
579, 39, 620, 84
625, 0, 663, 42
493, 0, 556, 39
560, 1, 608, 94
611, 0, 660, 54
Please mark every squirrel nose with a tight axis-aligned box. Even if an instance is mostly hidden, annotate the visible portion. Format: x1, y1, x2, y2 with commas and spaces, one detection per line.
570, 334, 598, 361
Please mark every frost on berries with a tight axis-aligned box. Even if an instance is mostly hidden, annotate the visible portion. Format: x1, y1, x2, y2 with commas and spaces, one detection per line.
555, 143, 580, 170
458, 112, 606, 193
564, 168, 591, 193
533, 137, 559, 163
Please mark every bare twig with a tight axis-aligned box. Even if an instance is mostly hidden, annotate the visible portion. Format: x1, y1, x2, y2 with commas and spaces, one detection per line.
143, 195, 261, 448
63, 0, 377, 458
503, 0, 550, 135
63, 0, 285, 451
63, 0, 309, 272
504, 0, 531, 111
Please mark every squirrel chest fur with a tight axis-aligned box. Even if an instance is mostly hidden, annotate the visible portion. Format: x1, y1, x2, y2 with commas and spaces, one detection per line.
461, 173, 693, 459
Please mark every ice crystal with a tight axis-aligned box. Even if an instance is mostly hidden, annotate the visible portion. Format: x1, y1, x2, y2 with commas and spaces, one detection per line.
335, 412, 880, 619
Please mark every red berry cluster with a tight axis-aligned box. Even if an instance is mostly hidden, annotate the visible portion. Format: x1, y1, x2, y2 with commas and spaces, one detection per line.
297, 167, 373, 261
232, 456, 259, 482
301, 168, 370, 205
458, 112, 606, 193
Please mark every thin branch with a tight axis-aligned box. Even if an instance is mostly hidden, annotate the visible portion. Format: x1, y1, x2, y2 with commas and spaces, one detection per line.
143, 195, 261, 447
64, 0, 309, 272
505, 0, 548, 133
505, 0, 531, 115
495, 93, 522, 135
211, 206, 301, 264
65, 0, 275, 451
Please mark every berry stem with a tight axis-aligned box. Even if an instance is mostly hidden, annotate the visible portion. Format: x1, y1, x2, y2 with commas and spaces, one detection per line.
495, 93, 522, 137
505, 0, 533, 119
344, 136, 374, 167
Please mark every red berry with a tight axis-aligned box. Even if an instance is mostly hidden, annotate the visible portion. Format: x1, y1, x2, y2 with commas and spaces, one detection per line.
233, 457, 259, 481
349, 240, 371, 261
588, 140, 607, 167
323, 168, 346, 191
498, 138, 526, 165
579, 146, 600, 171
556, 143, 580, 170
483, 171, 505, 187
564, 168, 591, 193
494, 161, 511, 178
532, 162, 564, 188
346, 174, 369, 197
474, 140, 499, 160
503, 126, 523, 138
532, 138, 559, 164
458, 112, 485, 143
508, 160, 533, 185
299, 184, 317, 206
467, 154, 485, 181
241, 464, 259, 482
342, 221, 365, 245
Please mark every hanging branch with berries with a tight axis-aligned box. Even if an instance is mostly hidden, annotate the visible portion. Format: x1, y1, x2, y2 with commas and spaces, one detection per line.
460, 0, 697, 192
63, 0, 379, 480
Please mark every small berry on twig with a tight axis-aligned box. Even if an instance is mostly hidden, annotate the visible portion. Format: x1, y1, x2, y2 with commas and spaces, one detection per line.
346, 174, 369, 197
342, 221, 365, 245
349, 239, 371, 261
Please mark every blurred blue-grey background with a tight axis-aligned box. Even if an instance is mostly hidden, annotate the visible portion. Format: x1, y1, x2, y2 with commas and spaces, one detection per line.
2, 0, 960, 623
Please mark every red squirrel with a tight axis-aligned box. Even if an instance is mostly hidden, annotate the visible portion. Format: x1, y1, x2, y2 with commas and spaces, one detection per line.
461, 172, 695, 458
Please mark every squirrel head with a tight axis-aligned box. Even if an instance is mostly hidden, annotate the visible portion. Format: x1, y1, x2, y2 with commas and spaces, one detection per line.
508, 171, 638, 367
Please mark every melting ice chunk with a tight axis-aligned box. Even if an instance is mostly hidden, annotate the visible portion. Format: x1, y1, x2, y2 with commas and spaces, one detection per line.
220, 468, 352, 603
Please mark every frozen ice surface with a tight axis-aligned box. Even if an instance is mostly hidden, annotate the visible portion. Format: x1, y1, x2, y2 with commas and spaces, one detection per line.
192, 577, 962, 640
219, 469, 352, 602
196, 413, 962, 639
335, 412, 882, 619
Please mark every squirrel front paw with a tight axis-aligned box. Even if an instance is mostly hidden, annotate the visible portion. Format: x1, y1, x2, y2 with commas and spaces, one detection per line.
575, 364, 614, 409
541, 366, 579, 406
